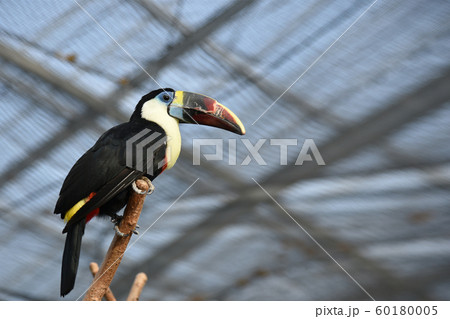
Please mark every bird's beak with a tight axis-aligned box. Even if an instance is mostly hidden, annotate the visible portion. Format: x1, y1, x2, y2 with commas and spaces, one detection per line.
168, 91, 246, 135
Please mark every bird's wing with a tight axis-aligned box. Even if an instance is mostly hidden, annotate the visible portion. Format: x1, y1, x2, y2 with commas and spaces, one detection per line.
62, 168, 143, 232
54, 121, 167, 231
54, 123, 129, 218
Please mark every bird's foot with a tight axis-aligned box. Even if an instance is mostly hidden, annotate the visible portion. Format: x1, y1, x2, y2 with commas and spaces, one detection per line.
111, 214, 139, 237
111, 214, 122, 226
132, 176, 155, 195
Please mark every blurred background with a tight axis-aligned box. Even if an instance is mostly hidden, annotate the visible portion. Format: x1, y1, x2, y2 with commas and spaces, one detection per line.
0, 0, 449, 301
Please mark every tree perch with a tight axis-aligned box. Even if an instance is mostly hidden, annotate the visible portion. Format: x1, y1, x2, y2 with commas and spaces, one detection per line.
83, 178, 151, 301
89, 262, 116, 301
127, 272, 148, 301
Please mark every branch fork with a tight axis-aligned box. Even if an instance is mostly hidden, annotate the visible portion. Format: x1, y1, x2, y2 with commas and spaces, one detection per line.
83, 178, 152, 301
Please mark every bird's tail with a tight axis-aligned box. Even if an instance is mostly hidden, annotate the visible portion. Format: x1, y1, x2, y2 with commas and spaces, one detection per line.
61, 219, 86, 297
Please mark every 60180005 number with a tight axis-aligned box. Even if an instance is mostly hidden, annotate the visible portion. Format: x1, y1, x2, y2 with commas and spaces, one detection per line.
375, 305, 438, 316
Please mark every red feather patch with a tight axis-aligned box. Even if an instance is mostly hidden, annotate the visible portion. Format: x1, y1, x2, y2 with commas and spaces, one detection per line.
85, 192, 100, 223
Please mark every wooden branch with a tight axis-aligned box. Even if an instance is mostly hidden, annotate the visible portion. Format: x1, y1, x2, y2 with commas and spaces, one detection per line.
89, 262, 116, 301
126, 272, 148, 301
83, 178, 151, 301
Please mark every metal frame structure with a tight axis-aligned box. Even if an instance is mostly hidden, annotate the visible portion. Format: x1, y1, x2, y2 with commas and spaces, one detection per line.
0, 0, 449, 300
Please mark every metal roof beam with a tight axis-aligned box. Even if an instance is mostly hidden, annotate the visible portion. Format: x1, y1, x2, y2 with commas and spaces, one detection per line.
263, 68, 450, 191
130, 0, 257, 86
137, 0, 333, 123
0, 42, 125, 121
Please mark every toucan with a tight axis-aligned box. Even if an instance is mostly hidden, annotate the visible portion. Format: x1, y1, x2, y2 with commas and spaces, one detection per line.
54, 88, 245, 296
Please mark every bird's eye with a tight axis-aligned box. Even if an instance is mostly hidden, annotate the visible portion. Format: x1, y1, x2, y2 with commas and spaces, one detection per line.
162, 94, 170, 102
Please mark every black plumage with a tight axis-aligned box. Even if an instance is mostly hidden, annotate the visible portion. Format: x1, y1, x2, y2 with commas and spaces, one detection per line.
55, 89, 170, 296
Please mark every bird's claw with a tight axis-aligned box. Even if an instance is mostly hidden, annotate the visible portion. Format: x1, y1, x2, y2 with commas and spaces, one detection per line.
114, 224, 130, 237
111, 214, 122, 225
111, 215, 139, 237
132, 177, 155, 195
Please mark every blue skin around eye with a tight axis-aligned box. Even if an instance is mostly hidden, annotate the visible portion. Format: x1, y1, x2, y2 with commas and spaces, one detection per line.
158, 92, 174, 104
